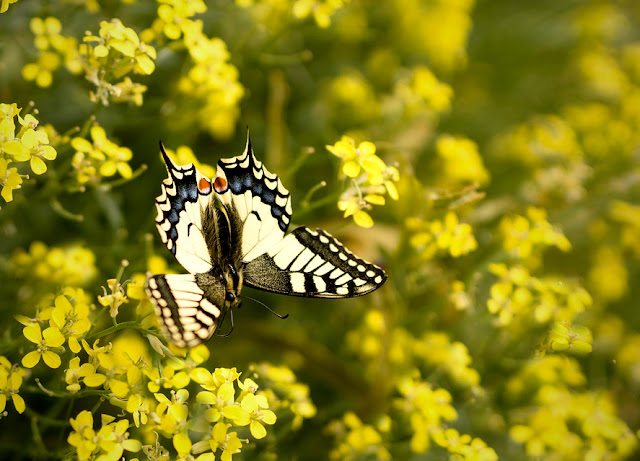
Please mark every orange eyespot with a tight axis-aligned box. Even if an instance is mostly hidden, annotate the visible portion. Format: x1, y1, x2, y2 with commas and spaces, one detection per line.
198, 177, 211, 194
213, 176, 228, 193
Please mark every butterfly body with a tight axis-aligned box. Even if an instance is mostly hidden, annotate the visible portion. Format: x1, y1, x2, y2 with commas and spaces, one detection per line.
146, 137, 387, 347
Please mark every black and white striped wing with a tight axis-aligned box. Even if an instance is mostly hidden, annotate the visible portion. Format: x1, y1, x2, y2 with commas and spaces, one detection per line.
155, 144, 215, 274
145, 274, 224, 347
243, 227, 387, 298
215, 137, 293, 263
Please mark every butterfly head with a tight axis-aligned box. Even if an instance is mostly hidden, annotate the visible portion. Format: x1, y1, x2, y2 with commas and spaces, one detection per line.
222, 262, 243, 309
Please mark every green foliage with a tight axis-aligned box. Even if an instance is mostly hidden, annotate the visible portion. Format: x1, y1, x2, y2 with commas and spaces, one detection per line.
1, 0, 640, 459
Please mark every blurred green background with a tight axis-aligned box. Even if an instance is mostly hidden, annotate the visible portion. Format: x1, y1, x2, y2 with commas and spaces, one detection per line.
1, 0, 640, 459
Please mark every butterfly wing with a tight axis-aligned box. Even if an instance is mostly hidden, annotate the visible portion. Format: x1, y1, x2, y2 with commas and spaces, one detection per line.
154, 144, 215, 274
145, 274, 226, 347
243, 226, 387, 298
214, 137, 293, 263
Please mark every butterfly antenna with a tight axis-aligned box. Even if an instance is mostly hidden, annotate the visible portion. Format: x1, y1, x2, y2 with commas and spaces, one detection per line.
244, 295, 289, 320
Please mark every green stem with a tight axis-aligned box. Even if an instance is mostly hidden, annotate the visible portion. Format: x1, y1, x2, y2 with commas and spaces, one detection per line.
301, 181, 327, 207
50, 198, 84, 222
294, 192, 341, 221
24, 383, 109, 399
24, 406, 69, 428
85, 320, 163, 342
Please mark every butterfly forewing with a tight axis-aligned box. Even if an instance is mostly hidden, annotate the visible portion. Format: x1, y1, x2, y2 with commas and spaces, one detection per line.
155, 145, 215, 274
244, 227, 387, 297
145, 274, 224, 347
215, 138, 293, 262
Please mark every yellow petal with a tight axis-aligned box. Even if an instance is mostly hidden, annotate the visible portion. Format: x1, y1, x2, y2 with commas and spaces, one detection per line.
250, 421, 267, 439
353, 210, 373, 228
173, 432, 192, 456
23, 324, 42, 344
30, 156, 47, 175
342, 161, 360, 178
84, 374, 107, 387
68, 337, 82, 354
22, 351, 41, 368
94, 44, 109, 57
43, 327, 65, 347
12, 394, 25, 414
42, 351, 61, 368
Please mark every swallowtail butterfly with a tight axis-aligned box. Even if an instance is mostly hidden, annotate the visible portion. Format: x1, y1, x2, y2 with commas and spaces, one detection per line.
146, 136, 387, 347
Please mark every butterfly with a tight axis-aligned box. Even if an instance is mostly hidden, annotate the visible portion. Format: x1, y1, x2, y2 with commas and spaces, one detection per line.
145, 136, 387, 347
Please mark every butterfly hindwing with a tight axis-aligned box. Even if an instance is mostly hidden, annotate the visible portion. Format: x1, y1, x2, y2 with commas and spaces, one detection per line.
145, 274, 226, 348
155, 145, 215, 274
244, 226, 387, 298
215, 138, 293, 262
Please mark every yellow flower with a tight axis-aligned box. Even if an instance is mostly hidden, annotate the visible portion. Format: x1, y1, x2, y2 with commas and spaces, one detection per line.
548, 322, 593, 354
209, 422, 243, 461
22, 323, 65, 368
0, 357, 26, 414
65, 357, 107, 393
0, 158, 23, 202
50, 294, 91, 353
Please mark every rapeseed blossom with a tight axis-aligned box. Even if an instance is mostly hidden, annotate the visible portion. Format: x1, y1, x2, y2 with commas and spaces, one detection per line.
71, 125, 134, 185
0, 357, 25, 414
327, 136, 399, 227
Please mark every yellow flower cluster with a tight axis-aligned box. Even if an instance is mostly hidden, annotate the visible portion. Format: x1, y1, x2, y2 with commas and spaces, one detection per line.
503, 350, 635, 456
390, 0, 474, 73
142, 0, 244, 140
143, 0, 207, 41
327, 411, 391, 460
11, 241, 97, 289
610, 200, 640, 257
487, 263, 592, 326
11, 266, 308, 461
251, 362, 317, 430
408, 212, 478, 259
413, 332, 481, 388
83, 19, 157, 106
491, 115, 591, 206
68, 411, 142, 460
510, 388, 637, 459
22, 17, 82, 88
499, 207, 571, 263
435, 135, 490, 187
70, 125, 134, 186
235, 0, 349, 29
292, 0, 350, 28
327, 136, 399, 227
0, 103, 58, 203
393, 66, 454, 116
347, 310, 482, 390
506, 355, 586, 399
394, 374, 497, 459
327, 71, 380, 125
19, 291, 92, 369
